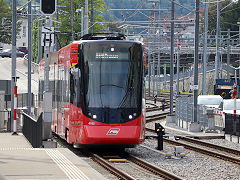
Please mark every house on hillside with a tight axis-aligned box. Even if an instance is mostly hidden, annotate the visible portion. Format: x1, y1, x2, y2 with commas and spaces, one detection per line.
0, 9, 28, 51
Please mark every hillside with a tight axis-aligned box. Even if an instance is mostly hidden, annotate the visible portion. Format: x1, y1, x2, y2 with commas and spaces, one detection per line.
6, 0, 195, 19
104, 0, 195, 21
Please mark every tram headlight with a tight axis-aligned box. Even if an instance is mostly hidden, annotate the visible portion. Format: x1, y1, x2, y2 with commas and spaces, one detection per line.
93, 115, 97, 119
129, 115, 133, 119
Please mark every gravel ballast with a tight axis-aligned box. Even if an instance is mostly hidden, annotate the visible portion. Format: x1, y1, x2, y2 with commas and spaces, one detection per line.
126, 139, 240, 180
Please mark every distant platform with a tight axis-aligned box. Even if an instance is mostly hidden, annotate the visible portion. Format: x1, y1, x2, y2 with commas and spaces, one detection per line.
162, 121, 225, 140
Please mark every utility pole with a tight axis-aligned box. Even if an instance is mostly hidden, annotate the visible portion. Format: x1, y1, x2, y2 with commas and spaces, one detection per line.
164, 64, 166, 89
193, 0, 200, 123
148, 28, 151, 96
215, 0, 220, 80
176, 38, 180, 96
84, 0, 89, 35
157, 44, 161, 96
220, 52, 223, 78
227, 29, 230, 79
70, 0, 74, 41
11, 0, 17, 132
157, 0, 161, 96
152, 3, 156, 97
238, 22, 240, 44
81, 7, 84, 37
56, 0, 60, 50
170, 0, 174, 115
151, 57, 155, 97
28, 0, 32, 114
202, 0, 208, 95
182, 65, 185, 92
91, 0, 94, 33
76, 8, 84, 37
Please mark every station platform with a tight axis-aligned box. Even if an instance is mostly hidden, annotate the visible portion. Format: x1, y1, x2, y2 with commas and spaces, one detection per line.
161, 121, 225, 139
0, 133, 106, 180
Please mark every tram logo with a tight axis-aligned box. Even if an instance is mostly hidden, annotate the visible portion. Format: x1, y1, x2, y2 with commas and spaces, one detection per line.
106, 128, 120, 135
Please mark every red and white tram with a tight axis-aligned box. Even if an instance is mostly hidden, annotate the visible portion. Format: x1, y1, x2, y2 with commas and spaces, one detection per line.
38, 34, 146, 147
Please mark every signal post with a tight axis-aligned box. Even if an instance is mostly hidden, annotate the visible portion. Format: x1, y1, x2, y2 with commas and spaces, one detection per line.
40, 0, 56, 140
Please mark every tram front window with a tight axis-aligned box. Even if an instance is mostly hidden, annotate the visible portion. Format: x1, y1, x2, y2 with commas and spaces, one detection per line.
82, 42, 143, 123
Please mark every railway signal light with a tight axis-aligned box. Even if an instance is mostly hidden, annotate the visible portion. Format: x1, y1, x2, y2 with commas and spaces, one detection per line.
40, 0, 56, 15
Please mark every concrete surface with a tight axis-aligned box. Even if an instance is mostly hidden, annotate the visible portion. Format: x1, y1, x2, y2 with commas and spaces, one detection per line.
0, 133, 106, 180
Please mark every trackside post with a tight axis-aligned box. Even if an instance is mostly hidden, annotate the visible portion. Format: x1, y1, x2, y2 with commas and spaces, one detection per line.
12, 77, 18, 135
42, 17, 53, 140
155, 123, 165, 150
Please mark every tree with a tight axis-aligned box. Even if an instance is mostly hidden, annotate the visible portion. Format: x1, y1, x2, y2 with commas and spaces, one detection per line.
0, 0, 21, 44
207, 0, 238, 35
57, 0, 107, 47
0, 0, 12, 44
221, 0, 240, 32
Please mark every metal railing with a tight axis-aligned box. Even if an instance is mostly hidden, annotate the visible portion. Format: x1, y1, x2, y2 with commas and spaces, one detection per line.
22, 112, 42, 148
175, 96, 211, 130
147, 64, 234, 84
4, 93, 37, 109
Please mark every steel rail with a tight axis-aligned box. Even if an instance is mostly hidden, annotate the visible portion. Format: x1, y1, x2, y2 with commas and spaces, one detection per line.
163, 138, 240, 166
180, 136, 240, 156
127, 154, 184, 180
145, 127, 156, 133
146, 113, 169, 123
91, 153, 135, 180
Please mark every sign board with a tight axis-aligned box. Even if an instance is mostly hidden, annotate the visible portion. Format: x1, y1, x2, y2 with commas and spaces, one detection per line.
41, 27, 54, 47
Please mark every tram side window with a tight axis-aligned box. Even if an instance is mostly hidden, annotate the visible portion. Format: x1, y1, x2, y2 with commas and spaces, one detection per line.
58, 69, 64, 106
70, 73, 74, 104
70, 66, 81, 106
56, 80, 61, 110
66, 69, 70, 102
63, 69, 69, 102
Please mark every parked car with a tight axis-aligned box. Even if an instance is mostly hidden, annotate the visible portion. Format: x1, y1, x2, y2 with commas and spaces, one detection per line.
0, 49, 25, 58
198, 95, 223, 109
17, 46, 28, 54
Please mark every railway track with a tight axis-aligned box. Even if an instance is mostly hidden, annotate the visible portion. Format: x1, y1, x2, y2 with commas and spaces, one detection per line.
54, 133, 183, 180
180, 136, 240, 156
163, 138, 240, 166
90, 151, 183, 180
146, 92, 192, 100
146, 112, 169, 123
144, 128, 240, 166
146, 96, 240, 166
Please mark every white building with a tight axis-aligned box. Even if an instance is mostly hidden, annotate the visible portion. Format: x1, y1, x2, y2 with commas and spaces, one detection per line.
0, 16, 28, 50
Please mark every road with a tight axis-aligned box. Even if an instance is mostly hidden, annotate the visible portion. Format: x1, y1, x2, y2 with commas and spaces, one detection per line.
0, 57, 38, 94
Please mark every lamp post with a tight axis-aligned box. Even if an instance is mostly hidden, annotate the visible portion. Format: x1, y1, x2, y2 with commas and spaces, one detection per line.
233, 67, 240, 115
84, 0, 89, 35
76, 8, 84, 37
235, 60, 240, 98
237, 22, 240, 45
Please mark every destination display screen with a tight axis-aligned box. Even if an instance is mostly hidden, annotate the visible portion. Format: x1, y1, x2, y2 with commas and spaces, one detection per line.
95, 52, 128, 59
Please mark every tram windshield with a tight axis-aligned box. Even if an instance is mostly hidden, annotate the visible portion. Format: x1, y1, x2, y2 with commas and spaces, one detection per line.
82, 42, 143, 123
